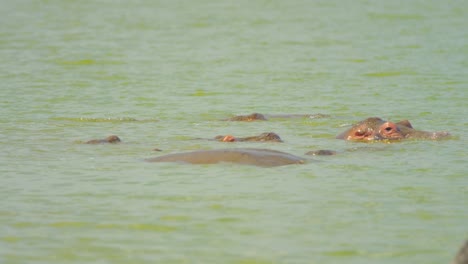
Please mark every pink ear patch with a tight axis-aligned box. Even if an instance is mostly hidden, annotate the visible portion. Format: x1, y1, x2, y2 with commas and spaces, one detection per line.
222, 135, 236, 142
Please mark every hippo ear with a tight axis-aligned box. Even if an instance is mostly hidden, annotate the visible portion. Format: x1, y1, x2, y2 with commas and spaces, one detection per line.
397, 120, 413, 129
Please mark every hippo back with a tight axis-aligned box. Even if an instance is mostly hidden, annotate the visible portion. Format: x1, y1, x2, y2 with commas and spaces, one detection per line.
146, 148, 306, 167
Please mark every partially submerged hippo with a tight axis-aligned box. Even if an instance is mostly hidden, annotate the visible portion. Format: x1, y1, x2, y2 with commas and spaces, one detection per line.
146, 148, 306, 167
337, 117, 450, 141
214, 132, 283, 142
224, 113, 267, 121
305, 149, 337, 156
224, 113, 329, 121
267, 113, 329, 119
85, 135, 121, 144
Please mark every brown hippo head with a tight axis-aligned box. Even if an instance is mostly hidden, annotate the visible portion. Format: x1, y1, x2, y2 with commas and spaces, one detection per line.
226, 113, 267, 121
336, 117, 384, 141
241, 132, 283, 142
337, 117, 450, 141
86, 135, 121, 144
214, 135, 236, 142
214, 132, 283, 142
305, 149, 337, 156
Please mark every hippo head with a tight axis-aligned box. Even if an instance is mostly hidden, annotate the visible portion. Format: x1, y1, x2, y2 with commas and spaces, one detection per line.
336, 117, 385, 141
374, 121, 407, 140
337, 117, 450, 141
106, 135, 121, 143
253, 132, 283, 142
214, 132, 283, 142
218, 135, 236, 142
85, 135, 121, 144
247, 113, 267, 121
227, 113, 267, 121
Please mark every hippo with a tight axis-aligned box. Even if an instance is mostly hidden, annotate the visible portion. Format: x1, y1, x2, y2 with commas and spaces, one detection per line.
213, 132, 283, 142
224, 113, 329, 121
145, 148, 307, 167
453, 240, 468, 264
305, 149, 337, 156
336, 117, 450, 141
267, 113, 330, 119
224, 113, 267, 121
85, 135, 121, 144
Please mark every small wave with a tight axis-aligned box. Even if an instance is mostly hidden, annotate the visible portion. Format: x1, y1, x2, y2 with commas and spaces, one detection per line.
50, 117, 158, 123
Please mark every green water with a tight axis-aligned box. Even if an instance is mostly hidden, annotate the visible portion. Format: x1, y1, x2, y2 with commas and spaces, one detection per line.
1, 1, 467, 263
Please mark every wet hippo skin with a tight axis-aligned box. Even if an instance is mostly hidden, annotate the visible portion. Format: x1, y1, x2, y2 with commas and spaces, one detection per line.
85, 135, 121, 144
145, 148, 306, 167
305, 149, 337, 156
214, 132, 283, 142
336, 117, 450, 141
224, 113, 329, 121
224, 113, 267, 121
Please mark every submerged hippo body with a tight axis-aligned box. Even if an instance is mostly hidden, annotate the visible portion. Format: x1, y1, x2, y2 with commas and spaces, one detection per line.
146, 148, 306, 167
267, 113, 330, 119
305, 149, 338, 156
214, 132, 283, 142
224, 113, 329, 121
225, 113, 267, 121
85, 135, 121, 144
337, 117, 450, 141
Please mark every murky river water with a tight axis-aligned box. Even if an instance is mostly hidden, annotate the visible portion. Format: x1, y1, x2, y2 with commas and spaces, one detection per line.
1, 1, 467, 263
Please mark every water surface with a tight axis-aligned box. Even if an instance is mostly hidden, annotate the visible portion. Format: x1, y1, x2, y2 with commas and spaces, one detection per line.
1, 1, 467, 263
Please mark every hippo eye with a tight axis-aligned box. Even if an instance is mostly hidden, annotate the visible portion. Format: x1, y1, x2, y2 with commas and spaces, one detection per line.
378, 122, 403, 139
354, 130, 366, 136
